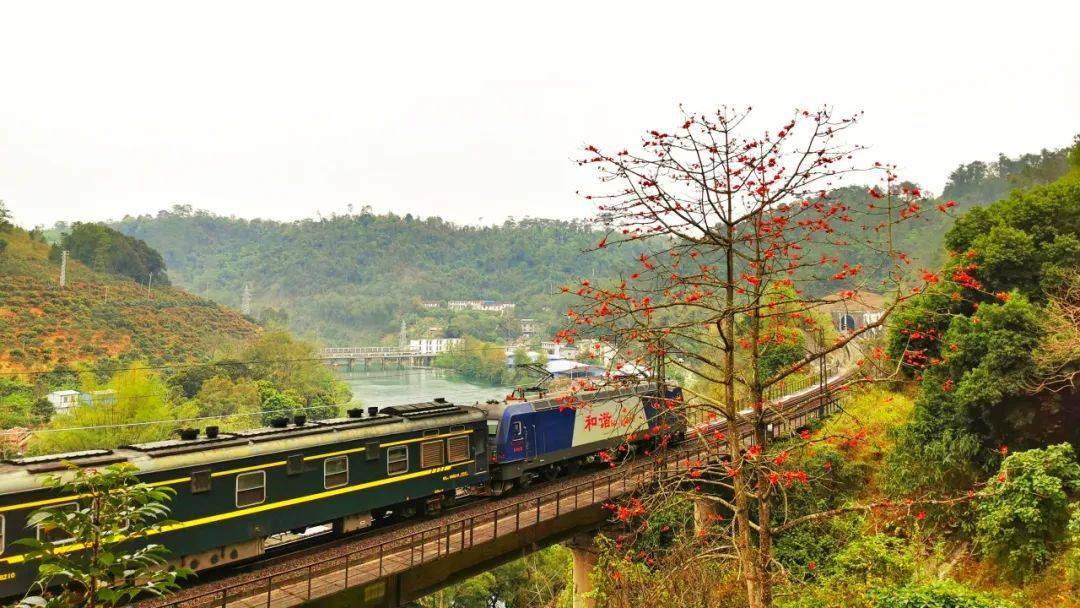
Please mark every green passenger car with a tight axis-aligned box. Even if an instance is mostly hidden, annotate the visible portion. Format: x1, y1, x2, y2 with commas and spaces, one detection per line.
0, 401, 489, 598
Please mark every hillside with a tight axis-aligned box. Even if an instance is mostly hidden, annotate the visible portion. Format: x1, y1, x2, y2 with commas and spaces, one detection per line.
115, 212, 646, 343
0, 226, 259, 373
110, 138, 1077, 346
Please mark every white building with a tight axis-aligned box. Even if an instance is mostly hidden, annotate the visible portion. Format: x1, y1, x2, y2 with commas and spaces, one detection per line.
46, 390, 80, 414
541, 341, 578, 361
519, 318, 537, 338
409, 338, 462, 355
447, 300, 516, 313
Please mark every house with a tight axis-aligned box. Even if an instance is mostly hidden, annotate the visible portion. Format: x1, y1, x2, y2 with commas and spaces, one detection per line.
409, 338, 461, 355
541, 341, 578, 361
46, 389, 80, 414
447, 300, 516, 313
519, 318, 537, 338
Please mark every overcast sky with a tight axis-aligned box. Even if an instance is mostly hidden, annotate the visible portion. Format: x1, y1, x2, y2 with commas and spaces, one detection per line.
1, 1, 1077, 229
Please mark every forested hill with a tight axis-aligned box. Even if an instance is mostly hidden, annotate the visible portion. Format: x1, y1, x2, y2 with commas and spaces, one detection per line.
114, 213, 645, 343
0, 225, 259, 373
113, 137, 1077, 345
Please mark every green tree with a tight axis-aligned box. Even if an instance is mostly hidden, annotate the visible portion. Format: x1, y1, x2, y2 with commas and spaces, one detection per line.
241, 330, 350, 415
0, 199, 11, 230
974, 443, 1080, 579
417, 572, 496, 608
887, 295, 1051, 497
53, 223, 169, 285
434, 337, 511, 386
12, 463, 190, 608
34, 366, 195, 453
188, 375, 261, 423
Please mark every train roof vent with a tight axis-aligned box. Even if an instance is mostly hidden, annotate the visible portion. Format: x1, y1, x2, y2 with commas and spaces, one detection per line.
124, 435, 238, 453
4, 449, 115, 466
382, 401, 462, 420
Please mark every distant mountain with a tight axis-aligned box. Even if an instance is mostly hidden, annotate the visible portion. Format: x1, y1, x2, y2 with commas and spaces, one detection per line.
114, 212, 645, 344
0, 225, 259, 373
113, 136, 1077, 345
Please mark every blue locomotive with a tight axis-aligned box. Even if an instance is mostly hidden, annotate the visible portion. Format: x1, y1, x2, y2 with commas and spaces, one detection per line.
0, 383, 681, 599
483, 383, 683, 493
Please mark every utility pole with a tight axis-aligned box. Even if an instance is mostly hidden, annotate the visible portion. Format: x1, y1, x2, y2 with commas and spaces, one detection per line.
241, 283, 252, 316
59, 250, 67, 288
399, 320, 408, 349
147, 272, 153, 299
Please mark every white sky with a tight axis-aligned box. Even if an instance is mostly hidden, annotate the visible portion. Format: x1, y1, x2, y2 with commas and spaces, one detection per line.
1, 0, 1078, 229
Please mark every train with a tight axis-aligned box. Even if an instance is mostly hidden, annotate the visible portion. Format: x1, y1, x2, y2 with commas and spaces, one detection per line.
0, 383, 682, 598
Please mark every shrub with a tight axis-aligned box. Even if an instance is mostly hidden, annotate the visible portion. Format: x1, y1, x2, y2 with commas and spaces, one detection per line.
871, 581, 1014, 608
974, 443, 1080, 579
829, 534, 918, 586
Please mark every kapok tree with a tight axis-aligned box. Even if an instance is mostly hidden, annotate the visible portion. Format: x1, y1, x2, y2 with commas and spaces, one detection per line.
558, 107, 953, 608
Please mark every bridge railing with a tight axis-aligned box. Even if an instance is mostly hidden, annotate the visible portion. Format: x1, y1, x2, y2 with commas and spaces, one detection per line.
145, 381, 846, 608
321, 347, 414, 356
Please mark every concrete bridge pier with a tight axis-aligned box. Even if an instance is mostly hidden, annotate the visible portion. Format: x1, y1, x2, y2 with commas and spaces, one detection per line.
566, 532, 598, 608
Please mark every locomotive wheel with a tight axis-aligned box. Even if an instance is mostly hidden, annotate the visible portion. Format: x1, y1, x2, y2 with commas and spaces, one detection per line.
516, 474, 533, 491
542, 465, 560, 481
565, 459, 582, 475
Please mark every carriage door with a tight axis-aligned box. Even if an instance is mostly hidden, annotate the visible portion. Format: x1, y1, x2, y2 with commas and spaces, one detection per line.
510, 419, 527, 458
524, 421, 537, 461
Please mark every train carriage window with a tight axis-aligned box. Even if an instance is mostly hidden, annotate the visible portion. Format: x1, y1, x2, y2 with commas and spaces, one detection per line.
423, 429, 440, 437
324, 456, 349, 489
387, 446, 408, 476
287, 454, 305, 476
447, 435, 470, 463
36, 502, 77, 545
236, 471, 266, 508
420, 440, 445, 468
191, 469, 212, 494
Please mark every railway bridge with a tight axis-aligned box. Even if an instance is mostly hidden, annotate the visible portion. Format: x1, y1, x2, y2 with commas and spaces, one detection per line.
318, 347, 435, 369
134, 376, 845, 608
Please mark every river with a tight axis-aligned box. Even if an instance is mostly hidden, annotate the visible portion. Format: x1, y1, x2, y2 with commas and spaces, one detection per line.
338, 367, 511, 409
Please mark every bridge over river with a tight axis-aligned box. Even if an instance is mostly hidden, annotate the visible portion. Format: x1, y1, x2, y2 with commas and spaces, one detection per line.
319, 347, 438, 369
134, 373, 846, 608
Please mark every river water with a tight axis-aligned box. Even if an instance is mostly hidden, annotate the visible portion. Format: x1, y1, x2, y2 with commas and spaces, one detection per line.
338, 368, 511, 409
